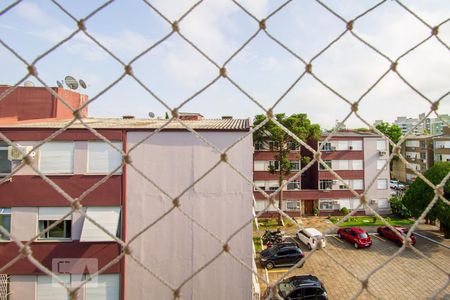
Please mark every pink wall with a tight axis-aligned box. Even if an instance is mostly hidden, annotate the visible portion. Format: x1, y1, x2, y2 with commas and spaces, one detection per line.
125, 131, 253, 300
10, 275, 36, 300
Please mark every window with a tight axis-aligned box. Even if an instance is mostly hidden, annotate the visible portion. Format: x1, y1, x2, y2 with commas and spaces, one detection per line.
319, 160, 331, 170
337, 141, 348, 150
378, 198, 389, 209
39, 142, 74, 174
339, 180, 349, 190
254, 141, 263, 151
254, 181, 265, 191
268, 141, 279, 151
351, 160, 363, 170
268, 160, 279, 171
85, 274, 120, 300
254, 161, 265, 171
287, 141, 299, 151
376, 140, 386, 151
350, 140, 362, 150
80, 207, 121, 242
337, 160, 349, 170
420, 152, 426, 160
420, 141, 426, 148
319, 180, 333, 190
319, 200, 333, 210
38, 207, 72, 240
286, 201, 300, 210
37, 275, 70, 300
287, 181, 300, 190
0, 208, 11, 240
0, 143, 12, 175
377, 159, 387, 170
377, 179, 388, 190
289, 160, 300, 171
87, 141, 122, 174
320, 142, 332, 151
254, 201, 267, 212
352, 179, 363, 190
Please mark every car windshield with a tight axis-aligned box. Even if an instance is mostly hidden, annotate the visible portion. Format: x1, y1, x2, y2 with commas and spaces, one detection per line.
278, 282, 294, 298
358, 233, 368, 239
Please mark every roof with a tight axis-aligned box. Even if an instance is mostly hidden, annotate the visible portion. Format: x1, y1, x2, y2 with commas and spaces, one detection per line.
404, 134, 435, 140
433, 134, 450, 140
303, 228, 322, 237
0, 117, 250, 131
322, 130, 383, 138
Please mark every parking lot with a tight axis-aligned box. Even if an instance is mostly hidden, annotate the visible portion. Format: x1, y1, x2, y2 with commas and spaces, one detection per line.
257, 234, 450, 299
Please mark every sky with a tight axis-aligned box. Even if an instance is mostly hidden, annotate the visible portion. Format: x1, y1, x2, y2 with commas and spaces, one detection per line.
0, 0, 449, 129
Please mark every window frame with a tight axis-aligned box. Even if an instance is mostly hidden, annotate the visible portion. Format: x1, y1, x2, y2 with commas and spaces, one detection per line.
38, 142, 75, 174
0, 144, 12, 176
319, 160, 332, 170
86, 141, 123, 174
0, 208, 11, 241
319, 180, 333, 190
38, 219, 72, 240
289, 160, 300, 171
286, 201, 300, 210
377, 179, 388, 190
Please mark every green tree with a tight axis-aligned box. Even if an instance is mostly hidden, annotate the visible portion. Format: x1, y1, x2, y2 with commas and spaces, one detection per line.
253, 113, 321, 225
403, 162, 450, 238
375, 122, 402, 144
389, 196, 411, 218
165, 112, 169, 119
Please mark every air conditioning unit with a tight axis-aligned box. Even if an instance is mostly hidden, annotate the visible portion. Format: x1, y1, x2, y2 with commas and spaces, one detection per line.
349, 146, 353, 150
379, 151, 387, 156
7, 145, 35, 161
440, 145, 445, 148
370, 200, 376, 205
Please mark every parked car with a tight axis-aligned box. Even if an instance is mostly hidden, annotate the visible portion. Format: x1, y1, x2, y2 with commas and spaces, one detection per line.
377, 226, 416, 246
390, 180, 405, 190
337, 227, 372, 249
259, 242, 304, 269
264, 275, 328, 299
296, 228, 326, 250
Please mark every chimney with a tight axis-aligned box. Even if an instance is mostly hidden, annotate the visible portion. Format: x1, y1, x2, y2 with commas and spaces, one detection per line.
122, 115, 135, 120
222, 116, 233, 119
179, 112, 203, 121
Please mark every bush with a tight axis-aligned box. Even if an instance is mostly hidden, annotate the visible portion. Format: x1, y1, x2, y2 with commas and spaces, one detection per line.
341, 207, 350, 215
389, 196, 411, 218
313, 207, 320, 216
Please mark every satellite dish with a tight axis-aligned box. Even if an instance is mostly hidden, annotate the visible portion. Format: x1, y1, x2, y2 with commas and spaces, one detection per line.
65, 76, 79, 90
56, 81, 64, 88
24, 80, 35, 87
79, 79, 87, 89
148, 112, 155, 118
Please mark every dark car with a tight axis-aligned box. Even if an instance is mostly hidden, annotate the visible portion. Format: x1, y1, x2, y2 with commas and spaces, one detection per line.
337, 227, 372, 249
259, 242, 304, 269
377, 226, 416, 246
264, 275, 328, 299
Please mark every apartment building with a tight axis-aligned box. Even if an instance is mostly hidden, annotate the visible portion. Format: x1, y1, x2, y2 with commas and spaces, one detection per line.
391, 135, 434, 183
253, 130, 391, 216
433, 126, 450, 163
0, 86, 253, 300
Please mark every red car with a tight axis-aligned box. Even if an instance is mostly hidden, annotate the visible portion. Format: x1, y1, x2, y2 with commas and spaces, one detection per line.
377, 226, 416, 246
337, 227, 372, 249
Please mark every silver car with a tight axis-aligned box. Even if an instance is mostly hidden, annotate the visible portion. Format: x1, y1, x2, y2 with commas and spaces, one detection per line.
296, 228, 326, 250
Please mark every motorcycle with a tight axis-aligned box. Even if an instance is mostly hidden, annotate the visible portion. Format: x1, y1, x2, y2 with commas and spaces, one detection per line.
261, 229, 283, 246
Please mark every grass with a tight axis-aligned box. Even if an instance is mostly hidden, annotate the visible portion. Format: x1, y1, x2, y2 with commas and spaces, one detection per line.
329, 216, 414, 227
253, 218, 296, 230
253, 236, 263, 252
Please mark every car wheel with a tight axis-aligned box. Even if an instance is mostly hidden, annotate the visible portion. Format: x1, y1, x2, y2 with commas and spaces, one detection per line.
337, 233, 342, 239
307, 244, 312, 250
377, 230, 383, 237
266, 262, 274, 270
354, 243, 359, 249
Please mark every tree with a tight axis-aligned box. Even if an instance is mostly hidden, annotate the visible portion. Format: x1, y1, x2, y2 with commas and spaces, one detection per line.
253, 113, 321, 225
389, 196, 411, 218
403, 162, 450, 238
165, 112, 169, 119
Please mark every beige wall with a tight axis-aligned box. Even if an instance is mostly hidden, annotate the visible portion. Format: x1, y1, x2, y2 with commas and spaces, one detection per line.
363, 137, 391, 211
10, 275, 36, 300
125, 131, 253, 300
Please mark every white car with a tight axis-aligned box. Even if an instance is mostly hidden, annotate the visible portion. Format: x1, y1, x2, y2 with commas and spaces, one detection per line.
296, 228, 326, 250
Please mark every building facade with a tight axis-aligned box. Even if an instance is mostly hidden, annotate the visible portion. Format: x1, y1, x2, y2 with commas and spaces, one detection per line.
253, 130, 391, 216
0, 87, 253, 300
432, 127, 450, 163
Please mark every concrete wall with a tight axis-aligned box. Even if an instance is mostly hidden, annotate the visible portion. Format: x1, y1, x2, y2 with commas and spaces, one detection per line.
11, 207, 38, 241
363, 137, 390, 211
125, 131, 253, 300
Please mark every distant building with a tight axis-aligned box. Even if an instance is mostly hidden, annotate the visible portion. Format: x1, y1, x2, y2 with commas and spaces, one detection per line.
391, 135, 434, 183
429, 114, 450, 135
253, 130, 391, 216
394, 116, 423, 135
433, 126, 450, 163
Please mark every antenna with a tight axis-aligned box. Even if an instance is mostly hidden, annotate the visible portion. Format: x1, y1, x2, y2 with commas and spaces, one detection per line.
79, 79, 87, 89
148, 112, 155, 118
24, 81, 35, 87
56, 81, 64, 88
64, 76, 79, 90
